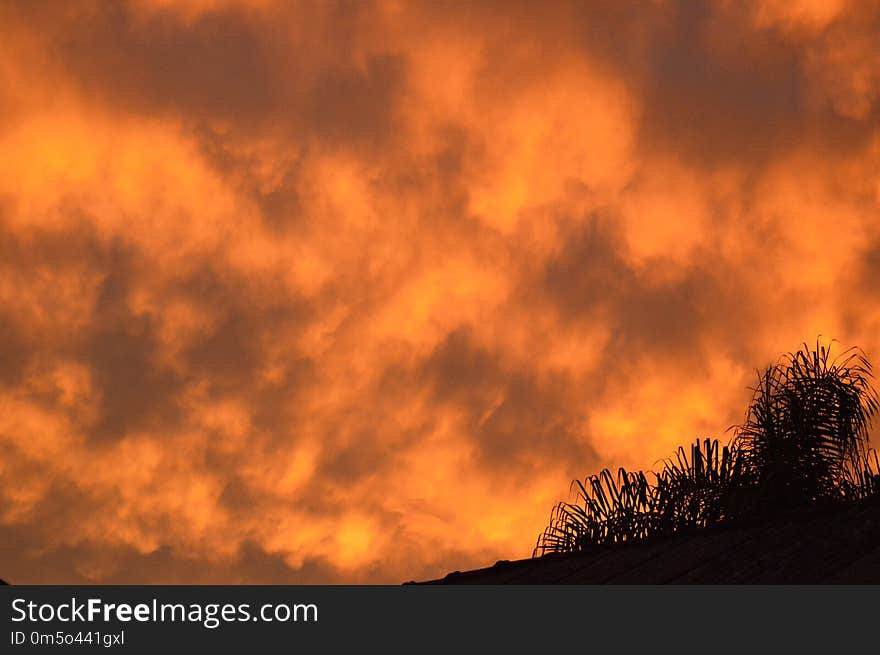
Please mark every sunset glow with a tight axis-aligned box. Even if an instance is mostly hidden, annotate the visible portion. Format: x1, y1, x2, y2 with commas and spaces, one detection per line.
1, 0, 879, 583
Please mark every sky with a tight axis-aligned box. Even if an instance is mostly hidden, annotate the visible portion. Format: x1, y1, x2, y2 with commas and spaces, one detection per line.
0, 0, 879, 584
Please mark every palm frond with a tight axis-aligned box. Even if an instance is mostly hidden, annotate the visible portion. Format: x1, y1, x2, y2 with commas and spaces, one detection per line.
732, 340, 879, 508
534, 339, 880, 557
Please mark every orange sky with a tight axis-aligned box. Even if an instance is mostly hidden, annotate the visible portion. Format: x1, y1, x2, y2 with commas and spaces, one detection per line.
0, 0, 879, 583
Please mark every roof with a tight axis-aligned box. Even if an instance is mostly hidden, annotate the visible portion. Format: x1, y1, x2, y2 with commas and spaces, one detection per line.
417, 495, 880, 584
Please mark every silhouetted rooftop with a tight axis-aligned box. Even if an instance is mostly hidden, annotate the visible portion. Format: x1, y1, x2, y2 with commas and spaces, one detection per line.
418, 495, 880, 584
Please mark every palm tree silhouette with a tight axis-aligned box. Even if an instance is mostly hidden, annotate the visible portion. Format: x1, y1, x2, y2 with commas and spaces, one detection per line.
735, 343, 879, 508
534, 340, 880, 557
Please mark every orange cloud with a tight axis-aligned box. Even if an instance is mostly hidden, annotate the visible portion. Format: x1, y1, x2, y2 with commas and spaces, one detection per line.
0, 0, 878, 583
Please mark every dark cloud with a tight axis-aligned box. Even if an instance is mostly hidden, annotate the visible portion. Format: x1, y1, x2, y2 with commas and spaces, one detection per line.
193, 125, 308, 233
420, 328, 596, 471
636, 2, 802, 167
36, 1, 409, 156
541, 214, 764, 363
305, 53, 407, 148
85, 247, 185, 441
0, 313, 28, 387
55, 3, 277, 121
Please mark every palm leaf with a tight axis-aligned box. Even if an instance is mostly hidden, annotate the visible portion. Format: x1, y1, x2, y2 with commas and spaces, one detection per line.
534, 339, 880, 557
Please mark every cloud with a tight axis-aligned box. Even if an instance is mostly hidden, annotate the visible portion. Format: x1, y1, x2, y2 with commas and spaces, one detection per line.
0, 0, 878, 583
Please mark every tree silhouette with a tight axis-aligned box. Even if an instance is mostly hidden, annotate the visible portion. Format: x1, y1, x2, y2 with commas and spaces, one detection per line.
734, 343, 879, 508
534, 341, 880, 557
